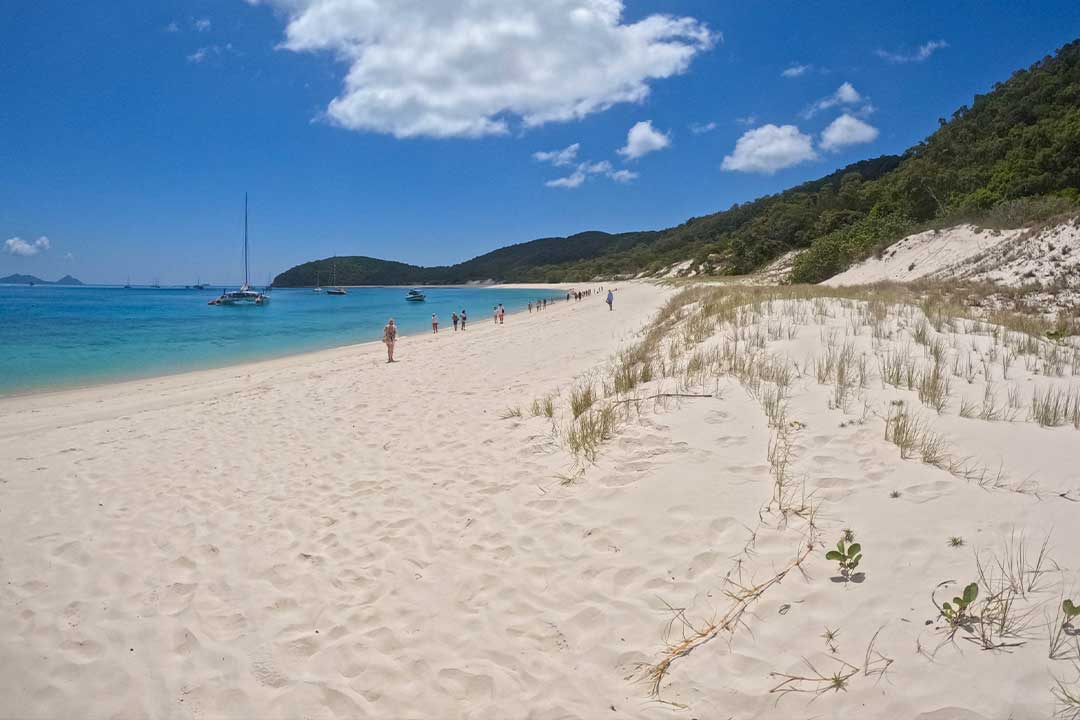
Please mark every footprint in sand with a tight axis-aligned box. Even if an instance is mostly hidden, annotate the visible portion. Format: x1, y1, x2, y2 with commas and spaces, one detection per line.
250, 645, 289, 688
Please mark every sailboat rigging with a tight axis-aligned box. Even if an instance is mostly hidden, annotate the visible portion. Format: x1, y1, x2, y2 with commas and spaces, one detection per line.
209, 193, 270, 306
326, 256, 347, 295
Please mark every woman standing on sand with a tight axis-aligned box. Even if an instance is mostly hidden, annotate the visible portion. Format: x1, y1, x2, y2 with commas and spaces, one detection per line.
606, 289, 614, 311
498, 304, 505, 324
431, 313, 439, 333
461, 309, 467, 329
452, 311, 459, 331
383, 318, 397, 362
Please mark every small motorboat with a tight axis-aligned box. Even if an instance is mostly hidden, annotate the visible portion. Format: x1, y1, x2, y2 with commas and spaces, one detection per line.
405, 289, 426, 302
326, 287, 347, 295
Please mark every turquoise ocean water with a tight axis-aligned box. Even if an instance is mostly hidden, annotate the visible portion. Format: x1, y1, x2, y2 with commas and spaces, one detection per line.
0, 285, 565, 396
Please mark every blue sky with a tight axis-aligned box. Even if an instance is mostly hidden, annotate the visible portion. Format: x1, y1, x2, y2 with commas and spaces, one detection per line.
2, 1, 1079, 285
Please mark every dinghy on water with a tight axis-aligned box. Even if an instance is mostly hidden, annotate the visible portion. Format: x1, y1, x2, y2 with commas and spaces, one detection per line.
210, 194, 270, 306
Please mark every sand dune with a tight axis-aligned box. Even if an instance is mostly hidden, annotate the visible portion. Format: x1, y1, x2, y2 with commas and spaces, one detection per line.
2, 281, 1079, 719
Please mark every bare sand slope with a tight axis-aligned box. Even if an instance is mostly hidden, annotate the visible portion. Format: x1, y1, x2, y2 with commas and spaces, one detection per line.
823, 224, 1021, 287
2, 283, 1080, 719
826, 219, 1080, 299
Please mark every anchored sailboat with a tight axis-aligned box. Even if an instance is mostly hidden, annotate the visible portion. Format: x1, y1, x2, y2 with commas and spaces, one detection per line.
209, 194, 270, 306
326, 256, 347, 295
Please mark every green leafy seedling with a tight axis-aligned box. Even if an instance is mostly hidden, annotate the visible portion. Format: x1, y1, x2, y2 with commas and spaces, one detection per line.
825, 536, 862, 580
940, 582, 979, 625
1064, 599, 1080, 625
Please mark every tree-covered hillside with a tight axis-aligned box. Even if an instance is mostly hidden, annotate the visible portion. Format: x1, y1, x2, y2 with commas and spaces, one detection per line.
275, 38, 1080, 287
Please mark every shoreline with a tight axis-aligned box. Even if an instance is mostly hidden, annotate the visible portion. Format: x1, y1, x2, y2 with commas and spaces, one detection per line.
0, 283, 583, 403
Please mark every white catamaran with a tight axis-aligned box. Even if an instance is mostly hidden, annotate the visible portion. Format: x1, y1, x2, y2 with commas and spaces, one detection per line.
210, 193, 270, 306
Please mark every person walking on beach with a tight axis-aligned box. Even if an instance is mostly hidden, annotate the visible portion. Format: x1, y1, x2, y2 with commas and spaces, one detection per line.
528, 301, 533, 313
383, 318, 397, 362
431, 313, 439, 333
493, 305, 499, 324
606, 289, 614, 311
498, 304, 505, 324
461, 309, 467, 329
452, 311, 459, 331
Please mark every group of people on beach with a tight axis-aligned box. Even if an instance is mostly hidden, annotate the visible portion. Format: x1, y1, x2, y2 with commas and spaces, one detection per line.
428, 309, 468, 334
382, 287, 613, 362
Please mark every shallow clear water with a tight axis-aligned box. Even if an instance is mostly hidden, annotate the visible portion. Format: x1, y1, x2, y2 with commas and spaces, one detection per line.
0, 285, 565, 396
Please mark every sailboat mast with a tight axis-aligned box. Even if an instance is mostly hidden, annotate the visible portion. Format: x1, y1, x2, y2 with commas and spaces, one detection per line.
244, 193, 249, 288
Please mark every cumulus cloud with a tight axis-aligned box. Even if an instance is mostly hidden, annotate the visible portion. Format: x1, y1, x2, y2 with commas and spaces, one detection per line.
876, 40, 947, 64
820, 113, 879, 151
689, 121, 717, 134
721, 124, 817, 174
533, 143, 580, 167
194, 18, 212, 32
802, 82, 862, 118
4, 236, 50, 257
252, 0, 716, 138
164, 21, 180, 33
618, 120, 671, 160
781, 63, 810, 78
609, 169, 638, 183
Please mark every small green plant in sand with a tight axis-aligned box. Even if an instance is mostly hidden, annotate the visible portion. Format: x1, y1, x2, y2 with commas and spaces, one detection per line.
826, 533, 863, 580
889, 490, 901, 499
949, 536, 965, 548
939, 582, 979, 626
1065, 599, 1080, 626
822, 626, 840, 653
530, 394, 556, 418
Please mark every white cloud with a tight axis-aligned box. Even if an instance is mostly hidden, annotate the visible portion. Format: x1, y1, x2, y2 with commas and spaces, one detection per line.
876, 40, 947, 64
194, 18, 212, 32
4, 236, 50, 257
735, 115, 758, 126
820, 113, 879, 151
546, 169, 587, 189
543, 156, 635, 189
690, 121, 717, 134
618, 120, 671, 160
802, 82, 862, 118
64, 252, 75, 261
781, 63, 810, 78
533, 143, 580, 167
252, 0, 716, 139
165, 21, 180, 33
187, 44, 235, 64
721, 124, 817, 174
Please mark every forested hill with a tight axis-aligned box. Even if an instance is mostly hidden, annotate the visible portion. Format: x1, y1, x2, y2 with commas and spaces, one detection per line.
275, 37, 1080, 287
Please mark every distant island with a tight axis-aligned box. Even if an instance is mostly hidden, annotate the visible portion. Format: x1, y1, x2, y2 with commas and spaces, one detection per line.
0, 274, 84, 286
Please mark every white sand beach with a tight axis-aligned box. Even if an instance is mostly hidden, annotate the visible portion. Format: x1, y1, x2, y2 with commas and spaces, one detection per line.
2, 281, 1079, 719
